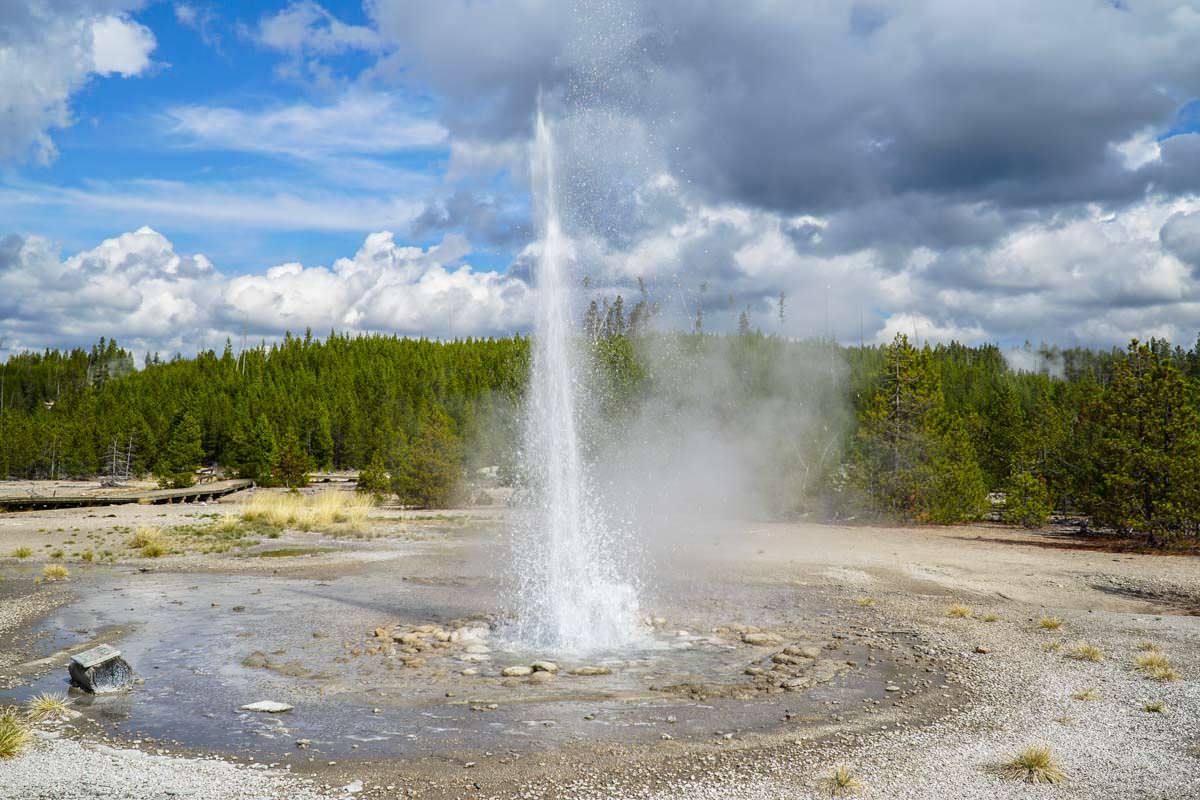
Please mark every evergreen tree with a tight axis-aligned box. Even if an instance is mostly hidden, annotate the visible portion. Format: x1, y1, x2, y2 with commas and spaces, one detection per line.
853, 334, 986, 522
1085, 341, 1200, 544
228, 414, 276, 484
356, 451, 390, 498
392, 405, 462, 508
155, 412, 203, 488
271, 429, 311, 489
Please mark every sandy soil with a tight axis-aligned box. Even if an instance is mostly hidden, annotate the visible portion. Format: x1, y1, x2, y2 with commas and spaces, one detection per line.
0, 488, 1197, 799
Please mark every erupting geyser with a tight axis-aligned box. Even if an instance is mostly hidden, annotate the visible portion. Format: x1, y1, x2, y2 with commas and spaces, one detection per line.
514, 106, 642, 655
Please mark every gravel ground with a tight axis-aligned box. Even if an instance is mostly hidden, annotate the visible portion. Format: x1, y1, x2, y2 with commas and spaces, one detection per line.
0, 732, 336, 800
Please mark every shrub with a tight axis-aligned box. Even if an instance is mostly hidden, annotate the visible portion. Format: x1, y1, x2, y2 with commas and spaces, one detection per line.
1002, 471, 1052, 528
1001, 746, 1067, 784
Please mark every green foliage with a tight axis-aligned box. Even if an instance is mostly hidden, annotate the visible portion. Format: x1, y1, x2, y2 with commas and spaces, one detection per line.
271, 429, 310, 489
852, 334, 986, 522
391, 406, 463, 508
155, 412, 203, 488
227, 414, 276, 484
1082, 341, 1200, 544
1003, 470, 1053, 528
356, 451, 390, 498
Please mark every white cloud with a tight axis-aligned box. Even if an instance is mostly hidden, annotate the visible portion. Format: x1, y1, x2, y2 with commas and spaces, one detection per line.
90, 15, 156, 77
1111, 127, 1163, 171
0, 227, 531, 355
257, 1, 380, 54
0, 4, 155, 164
166, 92, 447, 157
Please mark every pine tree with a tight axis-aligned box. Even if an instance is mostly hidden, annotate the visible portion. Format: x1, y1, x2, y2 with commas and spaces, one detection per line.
1085, 341, 1200, 544
271, 429, 310, 489
228, 414, 276, 484
854, 334, 986, 522
391, 405, 462, 508
356, 451, 390, 498
155, 412, 204, 488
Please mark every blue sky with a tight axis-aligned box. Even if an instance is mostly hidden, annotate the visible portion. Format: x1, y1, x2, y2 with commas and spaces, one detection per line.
1, 1, 518, 274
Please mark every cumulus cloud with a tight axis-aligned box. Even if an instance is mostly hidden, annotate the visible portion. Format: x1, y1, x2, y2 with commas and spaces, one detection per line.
0, 3, 155, 163
256, 1, 380, 54
0, 228, 532, 355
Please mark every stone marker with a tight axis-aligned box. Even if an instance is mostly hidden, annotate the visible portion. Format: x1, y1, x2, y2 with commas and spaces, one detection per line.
68, 644, 133, 693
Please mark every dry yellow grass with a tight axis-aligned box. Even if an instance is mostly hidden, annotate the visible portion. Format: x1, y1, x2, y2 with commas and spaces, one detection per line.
1071, 687, 1098, 701
1135, 641, 1161, 653
25, 693, 71, 722
0, 708, 31, 759
1044, 640, 1063, 653
1135, 651, 1179, 682
41, 564, 69, 581
1001, 746, 1067, 784
821, 765, 862, 796
242, 490, 373, 531
854, 596, 876, 608
982, 612, 999, 622
947, 604, 972, 618
1038, 616, 1064, 630
1066, 642, 1103, 662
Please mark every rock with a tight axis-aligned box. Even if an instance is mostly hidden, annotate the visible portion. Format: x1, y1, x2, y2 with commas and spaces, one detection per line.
569, 666, 612, 676
295, 739, 311, 749
744, 666, 766, 676
461, 653, 491, 663
373, 627, 390, 639
241, 651, 270, 669
342, 779, 363, 794
240, 701, 293, 713
528, 671, 555, 684
434, 631, 451, 642
530, 661, 559, 673
501, 665, 533, 677
461, 668, 479, 676
394, 633, 423, 645
785, 645, 823, 659
741, 633, 781, 646
885, 685, 900, 692
401, 657, 425, 668
465, 644, 491, 654
974, 645, 991, 654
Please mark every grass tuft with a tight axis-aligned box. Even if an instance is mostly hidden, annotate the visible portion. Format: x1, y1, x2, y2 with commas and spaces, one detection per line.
41, 564, 69, 581
1001, 746, 1067, 784
1043, 640, 1063, 653
0, 708, 32, 759
1071, 687, 1098, 701
982, 612, 999, 622
26, 693, 71, 722
1066, 642, 1103, 662
1135, 641, 1161, 653
947, 604, 972, 618
1135, 651, 1178, 682
821, 765, 862, 796
854, 596, 876, 608
1038, 616, 1063, 630
1142, 700, 1165, 713
11, 547, 32, 558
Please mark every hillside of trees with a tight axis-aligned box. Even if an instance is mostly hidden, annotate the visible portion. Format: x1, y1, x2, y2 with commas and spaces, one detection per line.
4, 327, 1200, 545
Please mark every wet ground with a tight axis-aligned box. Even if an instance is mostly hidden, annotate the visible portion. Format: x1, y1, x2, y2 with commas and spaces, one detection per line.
0, 504, 949, 772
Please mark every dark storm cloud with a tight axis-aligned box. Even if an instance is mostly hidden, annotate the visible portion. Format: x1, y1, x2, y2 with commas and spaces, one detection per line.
411, 188, 529, 248
367, 0, 1200, 255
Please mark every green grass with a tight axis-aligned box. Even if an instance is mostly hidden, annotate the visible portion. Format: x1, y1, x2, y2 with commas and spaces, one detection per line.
11, 547, 31, 558
1001, 746, 1067, 784
243, 547, 334, 558
1143, 700, 1165, 713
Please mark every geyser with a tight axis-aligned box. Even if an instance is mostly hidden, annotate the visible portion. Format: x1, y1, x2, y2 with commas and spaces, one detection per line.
514, 106, 642, 655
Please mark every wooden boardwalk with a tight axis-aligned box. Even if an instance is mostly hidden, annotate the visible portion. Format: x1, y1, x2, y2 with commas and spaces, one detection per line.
0, 479, 254, 512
